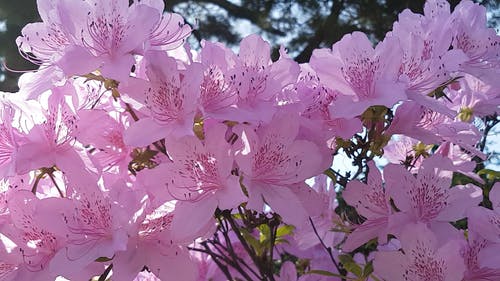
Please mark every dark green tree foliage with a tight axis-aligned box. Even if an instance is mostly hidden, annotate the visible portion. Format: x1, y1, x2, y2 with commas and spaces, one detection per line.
0, 0, 39, 92
1, 0, 499, 91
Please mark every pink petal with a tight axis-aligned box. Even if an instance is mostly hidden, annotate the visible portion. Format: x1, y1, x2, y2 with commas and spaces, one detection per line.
436, 184, 482, 221
57, 45, 102, 76
373, 251, 406, 280
171, 199, 217, 243
260, 186, 309, 228
124, 118, 170, 147
490, 182, 500, 211
343, 217, 389, 252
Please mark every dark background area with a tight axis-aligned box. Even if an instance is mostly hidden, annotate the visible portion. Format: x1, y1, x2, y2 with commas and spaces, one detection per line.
1, 0, 499, 92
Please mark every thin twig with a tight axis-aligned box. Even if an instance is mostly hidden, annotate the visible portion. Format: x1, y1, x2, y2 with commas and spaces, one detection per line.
479, 115, 499, 152
190, 244, 234, 280
222, 211, 268, 279
267, 219, 278, 281
218, 210, 261, 281
31, 172, 45, 194
97, 264, 113, 281
309, 217, 346, 279
47, 172, 64, 197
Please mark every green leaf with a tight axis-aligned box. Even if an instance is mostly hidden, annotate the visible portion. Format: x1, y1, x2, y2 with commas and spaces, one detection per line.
232, 213, 243, 220
259, 224, 271, 243
363, 261, 374, 277
306, 269, 355, 279
478, 169, 500, 181
306, 269, 337, 276
240, 229, 263, 256
95, 256, 113, 262
339, 254, 363, 277
276, 225, 294, 237
275, 237, 290, 245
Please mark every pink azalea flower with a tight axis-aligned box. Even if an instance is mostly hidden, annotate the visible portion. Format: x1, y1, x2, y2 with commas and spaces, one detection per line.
451, 0, 500, 87
0, 104, 22, 179
147, 122, 245, 242
295, 65, 362, 140
467, 182, 500, 244
3, 190, 70, 281
15, 91, 87, 177
0, 242, 21, 281
0, 175, 32, 216
0, 186, 23, 280
113, 205, 197, 281
59, 0, 161, 82
124, 51, 203, 147
342, 161, 392, 252
234, 110, 325, 227
383, 135, 422, 169
373, 223, 466, 281
139, 0, 191, 52
16, 68, 67, 100
385, 155, 482, 238
17, 0, 191, 84
462, 231, 500, 281
75, 109, 130, 176
293, 175, 344, 250
389, 0, 467, 116
229, 35, 299, 122
198, 40, 238, 118
310, 32, 406, 119
387, 101, 483, 157
387, 102, 446, 144
448, 74, 500, 120
15, 0, 91, 72
68, 77, 109, 110
434, 141, 485, 184
50, 177, 140, 277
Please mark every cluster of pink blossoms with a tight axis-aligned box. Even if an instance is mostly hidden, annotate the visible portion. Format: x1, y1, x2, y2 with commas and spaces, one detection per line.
0, 0, 499, 280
